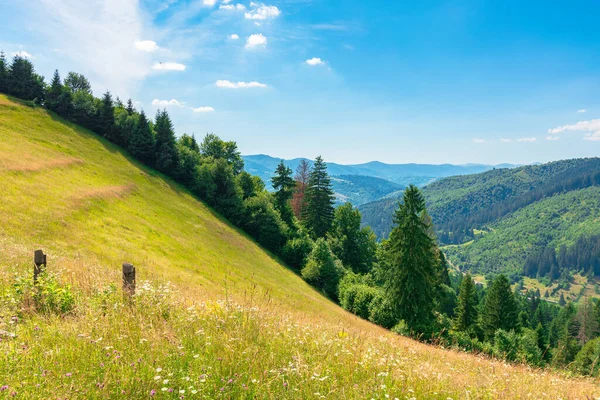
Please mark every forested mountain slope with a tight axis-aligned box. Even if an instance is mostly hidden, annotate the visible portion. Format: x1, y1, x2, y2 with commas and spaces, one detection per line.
4, 95, 598, 397
360, 158, 600, 278
243, 154, 513, 205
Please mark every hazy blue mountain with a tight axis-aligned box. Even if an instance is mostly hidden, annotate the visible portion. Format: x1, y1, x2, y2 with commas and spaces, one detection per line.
243, 154, 516, 206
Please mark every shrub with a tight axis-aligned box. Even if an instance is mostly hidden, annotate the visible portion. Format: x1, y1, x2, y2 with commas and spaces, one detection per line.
339, 283, 379, 320
281, 234, 313, 270
301, 239, 344, 300
368, 293, 397, 329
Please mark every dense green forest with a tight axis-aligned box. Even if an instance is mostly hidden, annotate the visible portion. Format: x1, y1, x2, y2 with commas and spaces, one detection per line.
4, 52, 600, 377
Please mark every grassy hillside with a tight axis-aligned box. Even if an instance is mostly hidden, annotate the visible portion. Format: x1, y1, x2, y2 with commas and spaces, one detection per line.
444, 186, 600, 275
1, 95, 599, 398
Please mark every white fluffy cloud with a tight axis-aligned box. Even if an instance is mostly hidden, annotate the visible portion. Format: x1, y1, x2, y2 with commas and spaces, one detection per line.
30, 0, 152, 96
152, 99, 215, 112
244, 3, 280, 20
245, 33, 267, 49
516, 137, 537, 142
215, 80, 267, 88
472, 138, 486, 143
203, 0, 217, 6
152, 99, 182, 107
220, 3, 245, 10
584, 132, 600, 141
192, 106, 215, 113
305, 57, 325, 66
548, 119, 600, 135
151, 62, 186, 71
546, 136, 560, 141
229, 34, 240, 40
577, 109, 587, 113
12, 50, 34, 59
134, 40, 159, 52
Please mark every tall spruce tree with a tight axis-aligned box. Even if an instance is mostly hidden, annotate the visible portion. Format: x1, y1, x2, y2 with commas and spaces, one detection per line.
128, 110, 155, 165
99, 91, 116, 140
8, 56, 45, 101
383, 185, 438, 334
454, 273, 479, 334
481, 274, 518, 339
302, 156, 335, 238
0, 51, 8, 93
271, 160, 295, 224
45, 70, 63, 113
154, 109, 179, 175
126, 98, 135, 115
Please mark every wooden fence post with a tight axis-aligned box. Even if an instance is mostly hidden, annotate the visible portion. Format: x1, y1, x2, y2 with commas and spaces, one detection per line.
122, 263, 136, 298
33, 249, 46, 282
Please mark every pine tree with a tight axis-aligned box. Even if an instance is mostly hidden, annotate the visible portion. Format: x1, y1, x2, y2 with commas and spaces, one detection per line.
126, 98, 135, 115
271, 160, 295, 224
8, 55, 45, 102
383, 185, 438, 334
292, 159, 311, 220
0, 51, 8, 93
559, 292, 566, 306
454, 273, 479, 334
481, 274, 518, 339
45, 70, 63, 113
302, 156, 335, 238
99, 91, 116, 140
154, 109, 178, 175
128, 110, 155, 165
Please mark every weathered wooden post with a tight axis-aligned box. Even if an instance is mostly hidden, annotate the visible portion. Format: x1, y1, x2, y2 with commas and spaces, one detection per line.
33, 249, 47, 282
122, 263, 136, 298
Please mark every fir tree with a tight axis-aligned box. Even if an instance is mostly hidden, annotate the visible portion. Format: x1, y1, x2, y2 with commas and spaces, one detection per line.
128, 110, 155, 165
481, 274, 518, 339
383, 185, 438, 334
302, 156, 335, 238
271, 160, 295, 224
559, 292, 566, 306
454, 273, 479, 334
46, 70, 61, 109
291, 159, 311, 220
154, 109, 178, 175
0, 51, 8, 93
99, 91, 116, 141
126, 98, 135, 115
8, 55, 45, 102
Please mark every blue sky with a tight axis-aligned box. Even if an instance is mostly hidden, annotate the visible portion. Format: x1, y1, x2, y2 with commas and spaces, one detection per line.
1, 0, 600, 164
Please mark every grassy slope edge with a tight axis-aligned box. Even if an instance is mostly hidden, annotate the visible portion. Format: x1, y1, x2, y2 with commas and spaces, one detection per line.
0, 95, 599, 398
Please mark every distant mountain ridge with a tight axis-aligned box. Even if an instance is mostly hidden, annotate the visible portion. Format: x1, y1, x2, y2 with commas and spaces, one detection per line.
243, 154, 517, 206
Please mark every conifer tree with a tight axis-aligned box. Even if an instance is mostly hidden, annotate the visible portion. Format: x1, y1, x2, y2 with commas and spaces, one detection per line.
481, 274, 518, 339
292, 159, 311, 220
271, 160, 295, 224
383, 185, 437, 333
302, 156, 335, 238
99, 91, 116, 140
454, 273, 479, 334
128, 110, 155, 165
0, 51, 8, 93
8, 55, 45, 101
45, 70, 63, 112
126, 98, 135, 115
154, 109, 178, 175
559, 293, 566, 306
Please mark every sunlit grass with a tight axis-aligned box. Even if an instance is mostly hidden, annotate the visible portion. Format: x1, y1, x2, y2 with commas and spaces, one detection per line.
1, 95, 600, 398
